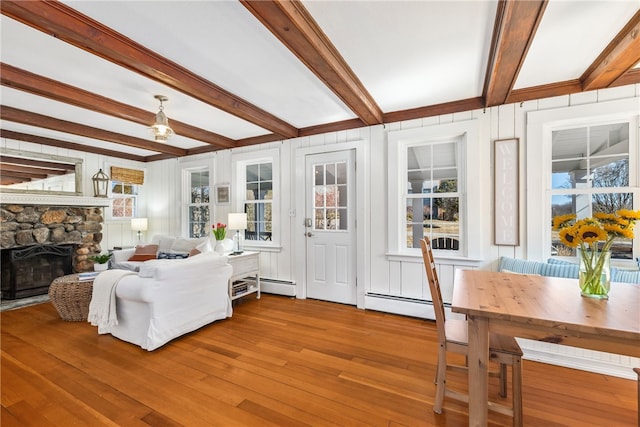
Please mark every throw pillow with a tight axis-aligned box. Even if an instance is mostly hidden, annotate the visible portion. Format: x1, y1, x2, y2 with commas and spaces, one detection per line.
170, 237, 201, 253
189, 239, 213, 257
128, 253, 157, 262
156, 236, 176, 254
539, 262, 579, 278
498, 257, 544, 275
611, 268, 640, 284
128, 244, 159, 262
157, 251, 189, 259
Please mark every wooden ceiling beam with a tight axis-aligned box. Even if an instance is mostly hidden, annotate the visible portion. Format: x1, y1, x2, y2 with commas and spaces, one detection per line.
0, 130, 148, 162
0, 170, 48, 180
241, 0, 383, 126
0, 64, 235, 150
610, 68, 640, 87
505, 79, 583, 105
483, 0, 547, 107
0, 155, 75, 171
582, 10, 640, 91
0, 162, 67, 176
0, 107, 186, 157
384, 97, 486, 124
0, 0, 298, 139
1, 177, 26, 185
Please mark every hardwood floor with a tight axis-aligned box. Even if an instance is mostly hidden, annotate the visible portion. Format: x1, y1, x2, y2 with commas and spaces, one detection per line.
1, 294, 636, 426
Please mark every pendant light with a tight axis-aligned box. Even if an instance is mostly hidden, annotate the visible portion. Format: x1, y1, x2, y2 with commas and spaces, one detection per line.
150, 95, 174, 142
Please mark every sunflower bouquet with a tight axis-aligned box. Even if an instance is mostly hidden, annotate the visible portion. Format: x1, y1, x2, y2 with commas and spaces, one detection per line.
553, 209, 640, 298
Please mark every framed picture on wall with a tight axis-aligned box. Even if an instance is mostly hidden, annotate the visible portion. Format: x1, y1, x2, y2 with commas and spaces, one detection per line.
214, 183, 230, 205
494, 138, 519, 246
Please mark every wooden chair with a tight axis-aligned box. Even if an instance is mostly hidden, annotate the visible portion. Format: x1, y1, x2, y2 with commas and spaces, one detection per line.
420, 237, 523, 426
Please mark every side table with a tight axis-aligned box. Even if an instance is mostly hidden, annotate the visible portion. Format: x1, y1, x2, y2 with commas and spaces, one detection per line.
48, 274, 95, 321
227, 251, 260, 301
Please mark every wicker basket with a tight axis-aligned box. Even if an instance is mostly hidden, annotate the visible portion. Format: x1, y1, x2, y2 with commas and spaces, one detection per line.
48, 274, 94, 321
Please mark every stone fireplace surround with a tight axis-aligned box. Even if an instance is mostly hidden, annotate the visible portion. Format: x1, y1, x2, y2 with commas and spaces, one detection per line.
1, 193, 110, 299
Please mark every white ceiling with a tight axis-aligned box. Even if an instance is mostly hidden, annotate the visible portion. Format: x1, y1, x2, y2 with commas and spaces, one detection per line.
1, 0, 638, 159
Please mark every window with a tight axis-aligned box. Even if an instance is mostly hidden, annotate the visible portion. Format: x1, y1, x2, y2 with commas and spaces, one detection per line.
313, 161, 348, 231
404, 141, 460, 250
526, 97, 638, 263
388, 121, 478, 257
233, 149, 279, 247
108, 165, 145, 220
550, 122, 634, 259
244, 162, 272, 241
187, 170, 210, 238
110, 182, 138, 219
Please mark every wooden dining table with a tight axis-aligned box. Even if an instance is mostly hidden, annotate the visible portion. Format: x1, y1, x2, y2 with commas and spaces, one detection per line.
451, 269, 640, 427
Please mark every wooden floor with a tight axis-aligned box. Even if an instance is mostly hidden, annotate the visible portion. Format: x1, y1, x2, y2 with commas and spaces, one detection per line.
1, 294, 637, 426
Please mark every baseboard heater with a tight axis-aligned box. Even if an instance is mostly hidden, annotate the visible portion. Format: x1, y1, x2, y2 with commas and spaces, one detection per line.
365, 292, 457, 321
245, 277, 296, 297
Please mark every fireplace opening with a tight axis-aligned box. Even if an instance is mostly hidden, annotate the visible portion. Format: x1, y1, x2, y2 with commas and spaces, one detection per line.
1, 244, 74, 300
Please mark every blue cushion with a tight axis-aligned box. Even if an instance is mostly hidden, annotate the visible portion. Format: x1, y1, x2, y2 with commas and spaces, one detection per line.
498, 257, 544, 275
539, 262, 579, 279
547, 258, 576, 265
157, 251, 189, 259
611, 268, 640, 284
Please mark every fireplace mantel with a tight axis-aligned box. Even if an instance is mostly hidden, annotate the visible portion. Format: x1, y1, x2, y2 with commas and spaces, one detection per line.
0, 193, 110, 207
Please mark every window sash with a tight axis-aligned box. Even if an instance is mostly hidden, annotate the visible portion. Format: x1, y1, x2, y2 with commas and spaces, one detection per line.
110, 182, 138, 218
186, 170, 210, 238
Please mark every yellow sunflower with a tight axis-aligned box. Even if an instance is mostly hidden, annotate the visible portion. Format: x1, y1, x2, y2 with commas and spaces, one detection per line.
576, 225, 607, 244
593, 212, 616, 223
604, 223, 634, 239
617, 209, 640, 221
558, 227, 579, 248
553, 214, 576, 230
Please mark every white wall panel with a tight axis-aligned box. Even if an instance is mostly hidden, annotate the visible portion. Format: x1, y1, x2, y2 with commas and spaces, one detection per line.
6, 84, 638, 378
400, 261, 423, 299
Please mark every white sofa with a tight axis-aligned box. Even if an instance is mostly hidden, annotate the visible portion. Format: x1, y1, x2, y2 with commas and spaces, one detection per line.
107, 251, 233, 351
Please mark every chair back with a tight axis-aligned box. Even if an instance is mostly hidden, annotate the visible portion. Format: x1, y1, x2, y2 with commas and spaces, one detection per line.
420, 238, 447, 344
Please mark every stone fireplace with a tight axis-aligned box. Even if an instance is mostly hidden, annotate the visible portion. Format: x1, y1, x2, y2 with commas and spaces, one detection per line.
1, 195, 108, 299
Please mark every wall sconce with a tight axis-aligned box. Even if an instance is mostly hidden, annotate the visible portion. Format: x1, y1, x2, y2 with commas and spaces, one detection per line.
92, 169, 109, 197
131, 218, 148, 242
228, 213, 247, 255
150, 95, 174, 142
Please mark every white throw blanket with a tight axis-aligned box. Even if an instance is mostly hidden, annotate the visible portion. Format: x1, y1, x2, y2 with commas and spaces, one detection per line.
88, 269, 135, 334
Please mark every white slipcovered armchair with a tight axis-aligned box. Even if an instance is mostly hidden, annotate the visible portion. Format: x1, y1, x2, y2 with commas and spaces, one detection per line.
103, 251, 233, 351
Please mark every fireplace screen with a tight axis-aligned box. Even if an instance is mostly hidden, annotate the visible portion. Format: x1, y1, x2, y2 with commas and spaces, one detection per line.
1, 244, 73, 300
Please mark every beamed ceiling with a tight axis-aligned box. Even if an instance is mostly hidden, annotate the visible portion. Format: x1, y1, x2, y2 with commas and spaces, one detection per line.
0, 0, 639, 166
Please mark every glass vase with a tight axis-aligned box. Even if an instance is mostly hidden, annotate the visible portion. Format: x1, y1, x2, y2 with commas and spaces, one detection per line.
578, 249, 611, 299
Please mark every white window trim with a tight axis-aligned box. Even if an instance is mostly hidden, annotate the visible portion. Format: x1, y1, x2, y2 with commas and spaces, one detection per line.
526, 97, 639, 264
180, 158, 213, 238
387, 120, 481, 260
231, 148, 280, 248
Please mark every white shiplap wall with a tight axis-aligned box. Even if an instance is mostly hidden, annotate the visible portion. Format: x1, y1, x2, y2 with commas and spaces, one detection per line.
2, 84, 638, 378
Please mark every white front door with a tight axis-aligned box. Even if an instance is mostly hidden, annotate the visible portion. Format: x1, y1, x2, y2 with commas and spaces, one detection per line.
305, 150, 357, 305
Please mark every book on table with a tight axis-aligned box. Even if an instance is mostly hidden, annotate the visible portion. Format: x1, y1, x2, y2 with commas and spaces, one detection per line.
78, 272, 100, 281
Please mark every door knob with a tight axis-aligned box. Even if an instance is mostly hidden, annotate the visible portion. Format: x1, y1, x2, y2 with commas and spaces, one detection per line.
306, 232, 314, 237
